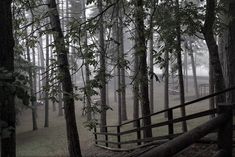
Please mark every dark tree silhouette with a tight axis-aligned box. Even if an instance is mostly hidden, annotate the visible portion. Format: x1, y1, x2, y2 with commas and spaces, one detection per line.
203, 0, 226, 105
134, 0, 152, 138
98, 0, 107, 132
47, 0, 82, 156
0, 0, 16, 156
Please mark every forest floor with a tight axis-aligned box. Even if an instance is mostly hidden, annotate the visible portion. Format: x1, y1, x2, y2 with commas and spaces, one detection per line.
15, 76, 224, 157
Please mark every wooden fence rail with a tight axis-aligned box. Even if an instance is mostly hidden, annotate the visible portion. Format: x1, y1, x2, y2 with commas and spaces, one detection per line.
96, 86, 235, 129
93, 87, 235, 156
94, 108, 217, 147
138, 104, 232, 157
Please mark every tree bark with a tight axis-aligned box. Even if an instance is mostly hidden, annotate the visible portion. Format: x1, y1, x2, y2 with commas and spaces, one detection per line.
189, 40, 199, 98
32, 44, 37, 106
175, 0, 187, 132
31, 23, 38, 121
39, 34, 49, 127
57, 0, 63, 117
119, 10, 127, 121
114, 1, 122, 125
97, 0, 107, 132
209, 56, 215, 118
133, 46, 139, 127
81, 0, 92, 121
134, 0, 152, 138
58, 84, 64, 116
37, 47, 41, 100
118, 63, 122, 125
164, 50, 169, 118
44, 34, 49, 127
203, 0, 226, 106
183, 50, 189, 93
149, 0, 155, 114
49, 34, 56, 112
113, 69, 117, 102
106, 81, 109, 107
149, 25, 154, 114
26, 37, 38, 131
0, 0, 16, 156
47, 0, 82, 156
226, 0, 235, 111
218, 0, 229, 79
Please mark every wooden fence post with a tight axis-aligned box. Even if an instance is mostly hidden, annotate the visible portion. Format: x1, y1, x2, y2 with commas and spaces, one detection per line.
137, 119, 141, 145
168, 109, 174, 139
217, 103, 233, 157
117, 126, 121, 148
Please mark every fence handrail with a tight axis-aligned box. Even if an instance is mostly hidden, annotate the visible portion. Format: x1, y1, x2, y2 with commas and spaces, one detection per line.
94, 87, 235, 154
96, 86, 235, 129
112, 86, 235, 128
138, 112, 231, 157
94, 108, 217, 136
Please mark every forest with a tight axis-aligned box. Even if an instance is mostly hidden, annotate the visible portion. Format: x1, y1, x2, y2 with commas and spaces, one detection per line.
0, 0, 235, 157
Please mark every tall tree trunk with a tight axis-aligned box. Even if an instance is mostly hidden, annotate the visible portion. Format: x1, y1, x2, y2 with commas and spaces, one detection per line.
171, 65, 175, 88
175, 0, 187, 132
0, 1, 16, 156
26, 38, 38, 131
37, 47, 41, 100
50, 34, 56, 112
47, 0, 82, 156
149, 25, 154, 114
57, 0, 63, 117
58, 84, 64, 116
149, 0, 155, 114
32, 47, 37, 105
218, 2, 235, 156
60, 0, 64, 32
209, 56, 215, 118
82, 0, 92, 121
189, 40, 199, 98
134, 0, 152, 138
203, 0, 226, 105
226, 0, 235, 114
26, 17, 38, 130
106, 82, 109, 107
118, 65, 122, 125
133, 45, 139, 127
133, 52, 139, 126
111, 8, 117, 107
164, 50, 169, 118
39, 35, 48, 127
114, 69, 117, 102
184, 49, 188, 93
44, 34, 49, 127
97, 0, 107, 132
114, 1, 122, 125
119, 11, 127, 121
27, 19, 38, 130
32, 24, 38, 120
218, 0, 229, 78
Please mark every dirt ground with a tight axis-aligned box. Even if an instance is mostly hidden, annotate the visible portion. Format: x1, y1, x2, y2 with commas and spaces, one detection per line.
16, 76, 216, 157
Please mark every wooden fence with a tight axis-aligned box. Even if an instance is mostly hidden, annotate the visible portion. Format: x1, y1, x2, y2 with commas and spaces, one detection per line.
93, 87, 235, 156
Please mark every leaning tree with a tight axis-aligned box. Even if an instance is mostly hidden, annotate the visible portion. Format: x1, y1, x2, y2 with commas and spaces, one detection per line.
47, 0, 82, 156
